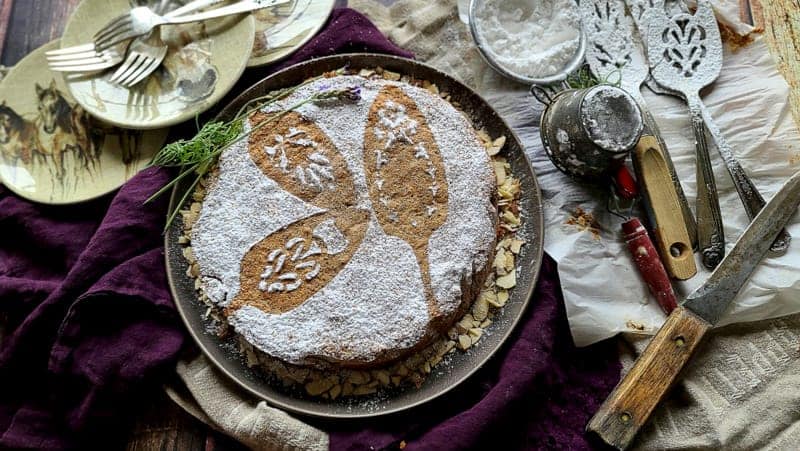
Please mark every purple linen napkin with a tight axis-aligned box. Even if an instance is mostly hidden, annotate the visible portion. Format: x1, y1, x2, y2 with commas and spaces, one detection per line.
0, 8, 410, 450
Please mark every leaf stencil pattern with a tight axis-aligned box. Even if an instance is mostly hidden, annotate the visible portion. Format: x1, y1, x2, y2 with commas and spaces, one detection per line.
364, 86, 449, 316
231, 209, 369, 314
230, 112, 368, 314
248, 111, 357, 210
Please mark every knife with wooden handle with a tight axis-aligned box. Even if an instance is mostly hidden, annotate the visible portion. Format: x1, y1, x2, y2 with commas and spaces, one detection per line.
632, 134, 697, 280
587, 170, 800, 450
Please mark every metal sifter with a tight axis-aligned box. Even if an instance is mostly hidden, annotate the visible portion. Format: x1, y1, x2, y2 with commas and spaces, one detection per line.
467, 0, 586, 85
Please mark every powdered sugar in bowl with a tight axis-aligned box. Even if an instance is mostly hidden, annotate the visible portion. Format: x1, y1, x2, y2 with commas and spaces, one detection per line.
468, 0, 586, 85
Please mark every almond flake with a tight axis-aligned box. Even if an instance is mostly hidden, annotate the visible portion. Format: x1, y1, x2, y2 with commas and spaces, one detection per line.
497, 289, 510, 306
457, 334, 472, 350
509, 239, 525, 254
496, 270, 516, 289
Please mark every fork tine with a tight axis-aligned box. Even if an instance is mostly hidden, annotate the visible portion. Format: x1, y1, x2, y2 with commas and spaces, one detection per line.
118, 56, 152, 86
96, 26, 136, 52
109, 53, 141, 83
47, 52, 120, 67
92, 14, 131, 41
45, 43, 97, 57
49, 60, 120, 73
124, 57, 160, 87
117, 55, 147, 85
47, 49, 101, 62
118, 56, 150, 86
114, 55, 146, 85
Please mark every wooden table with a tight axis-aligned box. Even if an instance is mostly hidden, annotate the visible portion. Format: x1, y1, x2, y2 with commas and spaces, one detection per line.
2, 0, 799, 449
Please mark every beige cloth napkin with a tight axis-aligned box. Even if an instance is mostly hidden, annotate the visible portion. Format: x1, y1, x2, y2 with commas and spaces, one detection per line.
166, 1, 800, 449
165, 355, 328, 451
625, 314, 800, 450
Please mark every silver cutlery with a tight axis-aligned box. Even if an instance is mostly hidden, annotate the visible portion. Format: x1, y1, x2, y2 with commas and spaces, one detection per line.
108, 0, 172, 86
580, 0, 698, 255
648, 0, 790, 258
109, 0, 232, 86
47, 0, 286, 71
647, 0, 725, 269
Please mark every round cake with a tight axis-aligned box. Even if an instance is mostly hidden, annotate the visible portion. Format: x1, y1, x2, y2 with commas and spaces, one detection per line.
190, 74, 498, 368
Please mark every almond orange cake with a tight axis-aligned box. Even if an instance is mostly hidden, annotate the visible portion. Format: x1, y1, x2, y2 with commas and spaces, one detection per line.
188, 73, 499, 369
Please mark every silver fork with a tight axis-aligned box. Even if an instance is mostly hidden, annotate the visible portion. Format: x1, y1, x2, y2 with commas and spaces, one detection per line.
93, 0, 283, 52
47, 0, 286, 72
110, 0, 233, 87
47, 0, 225, 73
107, 0, 170, 86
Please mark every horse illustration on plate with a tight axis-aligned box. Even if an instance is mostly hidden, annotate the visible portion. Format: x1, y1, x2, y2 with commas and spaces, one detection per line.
0, 80, 142, 194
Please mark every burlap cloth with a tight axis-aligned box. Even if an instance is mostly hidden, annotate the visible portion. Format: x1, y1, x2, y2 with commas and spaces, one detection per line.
165, 0, 800, 449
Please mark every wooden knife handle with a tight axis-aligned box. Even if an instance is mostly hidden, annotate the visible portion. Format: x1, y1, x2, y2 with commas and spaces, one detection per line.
586, 306, 711, 449
633, 135, 697, 280
622, 218, 678, 314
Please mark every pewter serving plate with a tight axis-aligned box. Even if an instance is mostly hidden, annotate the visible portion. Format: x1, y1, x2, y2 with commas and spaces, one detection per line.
165, 54, 544, 418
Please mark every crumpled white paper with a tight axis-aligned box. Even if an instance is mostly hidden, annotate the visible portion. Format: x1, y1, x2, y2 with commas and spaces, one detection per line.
547, 34, 800, 346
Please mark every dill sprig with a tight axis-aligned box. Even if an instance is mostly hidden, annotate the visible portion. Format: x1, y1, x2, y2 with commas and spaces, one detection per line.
566, 65, 622, 89
147, 70, 361, 231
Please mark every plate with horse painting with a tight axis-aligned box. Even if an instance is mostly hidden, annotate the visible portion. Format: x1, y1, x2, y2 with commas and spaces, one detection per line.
60, 0, 255, 130
0, 41, 168, 204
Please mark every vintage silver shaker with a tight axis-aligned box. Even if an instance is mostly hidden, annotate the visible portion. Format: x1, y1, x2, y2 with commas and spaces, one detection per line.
540, 85, 643, 181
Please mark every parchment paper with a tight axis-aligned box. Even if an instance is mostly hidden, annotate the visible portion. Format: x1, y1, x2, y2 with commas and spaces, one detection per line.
548, 33, 800, 346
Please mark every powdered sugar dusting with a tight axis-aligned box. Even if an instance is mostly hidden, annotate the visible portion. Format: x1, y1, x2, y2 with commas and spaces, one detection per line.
192, 75, 496, 365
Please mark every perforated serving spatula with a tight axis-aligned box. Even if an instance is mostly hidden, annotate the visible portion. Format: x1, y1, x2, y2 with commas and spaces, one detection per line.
586, 170, 800, 449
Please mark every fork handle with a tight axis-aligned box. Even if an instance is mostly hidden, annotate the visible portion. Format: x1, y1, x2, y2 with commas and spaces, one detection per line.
165, 0, 228, 18
166, 0, 288, 23
697, 103, 791, 253
687, 95, 725, 269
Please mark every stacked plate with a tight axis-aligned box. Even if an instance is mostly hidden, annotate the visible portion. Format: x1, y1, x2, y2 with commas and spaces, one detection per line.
0, 0, 334, 204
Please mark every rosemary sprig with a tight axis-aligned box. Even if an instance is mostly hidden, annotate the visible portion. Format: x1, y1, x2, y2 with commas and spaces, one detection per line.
147, 71, 361, 231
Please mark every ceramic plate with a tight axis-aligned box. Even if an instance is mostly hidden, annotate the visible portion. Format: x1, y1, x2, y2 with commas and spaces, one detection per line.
165, 54, 545, 418
247, 0, 335, 67
0, 40, 168, 204
60, 0, 255, 130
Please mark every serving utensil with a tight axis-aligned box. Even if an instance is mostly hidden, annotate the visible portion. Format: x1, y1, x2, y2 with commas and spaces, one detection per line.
645, 0, 790, 255
580, 0, 696, 280
646, 0, 725, 269
587, 169, 800, 449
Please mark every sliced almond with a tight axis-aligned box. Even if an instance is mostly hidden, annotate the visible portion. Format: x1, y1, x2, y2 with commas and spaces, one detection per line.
329, 384, 342, 400
347, 371, 370, 385
497, 289, 510, 306
493, 161, 507, 185
472, 297, 489, 322
342, 382, 354, 396
353, 385, 377, 396
305, 377, 336, 396
496, 270, 516, 289
509, 239, 525, 254
373, 370, 391, 386
457, 334, 472, 351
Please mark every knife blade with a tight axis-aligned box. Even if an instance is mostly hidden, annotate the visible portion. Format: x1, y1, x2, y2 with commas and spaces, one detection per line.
586, 170, 800, 450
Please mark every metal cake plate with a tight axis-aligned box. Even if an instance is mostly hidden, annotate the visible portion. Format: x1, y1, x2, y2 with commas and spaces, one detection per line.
165, 53, 545, 419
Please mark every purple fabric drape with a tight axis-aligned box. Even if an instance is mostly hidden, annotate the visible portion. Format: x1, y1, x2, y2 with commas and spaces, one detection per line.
0, 8, 618, 450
